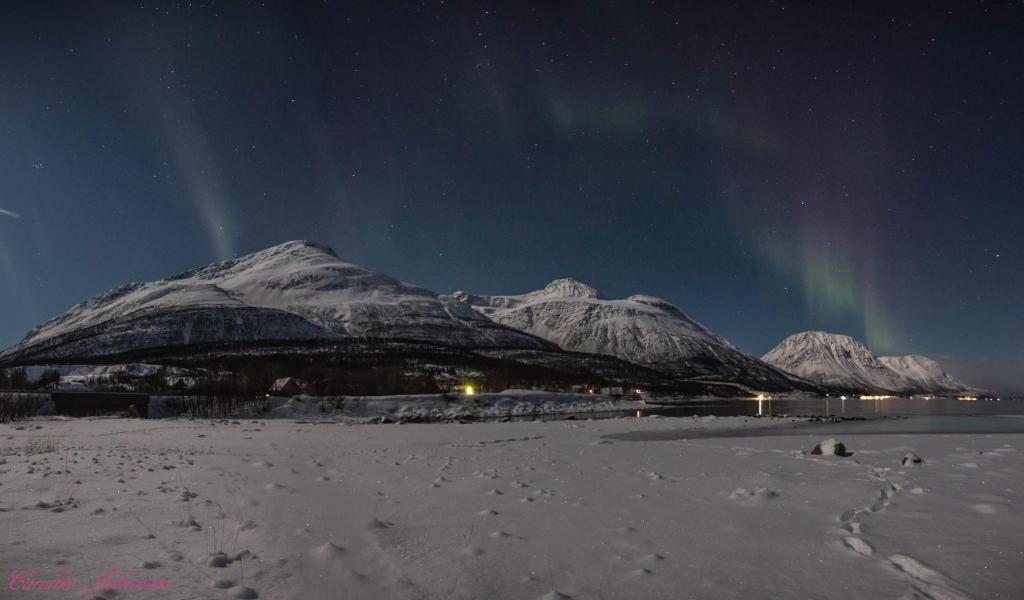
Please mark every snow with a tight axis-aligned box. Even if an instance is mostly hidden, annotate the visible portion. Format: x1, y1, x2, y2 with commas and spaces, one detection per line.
19, 363, 198, 389
1, 415, 1021, 599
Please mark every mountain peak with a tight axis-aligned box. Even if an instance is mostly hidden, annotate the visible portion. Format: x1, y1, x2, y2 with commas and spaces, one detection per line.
272, 240, 338, 257
787, 331, 860, 346
539, 278, 602, 299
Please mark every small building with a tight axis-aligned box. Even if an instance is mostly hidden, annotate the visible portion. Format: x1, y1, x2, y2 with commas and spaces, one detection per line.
600, 386, 625, 396
269, 377, 304, 397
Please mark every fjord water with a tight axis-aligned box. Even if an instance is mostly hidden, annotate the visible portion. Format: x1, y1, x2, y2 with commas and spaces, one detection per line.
594, 396, 1024, 441
640, 396, 1024, 419
502, 396, 1024, 429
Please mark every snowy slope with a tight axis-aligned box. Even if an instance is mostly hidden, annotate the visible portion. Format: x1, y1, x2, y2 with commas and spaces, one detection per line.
878, 355, 978, 395
7, 417, 1022, 600
0, 241, 552, 362
455, 279, 816, 391
761, 332, 907, 393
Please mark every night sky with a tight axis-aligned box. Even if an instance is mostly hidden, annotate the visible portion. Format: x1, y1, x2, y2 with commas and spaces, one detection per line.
0, 2, 1021, 393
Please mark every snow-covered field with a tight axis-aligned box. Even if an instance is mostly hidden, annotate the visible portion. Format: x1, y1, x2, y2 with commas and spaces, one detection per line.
1, 415, 1021, 599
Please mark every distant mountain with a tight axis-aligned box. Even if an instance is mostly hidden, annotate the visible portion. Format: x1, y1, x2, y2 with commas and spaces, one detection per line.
0, 241, 553, 363
878, 355, 978, 395
762, 331, 979, 395
455, 279, 816, 392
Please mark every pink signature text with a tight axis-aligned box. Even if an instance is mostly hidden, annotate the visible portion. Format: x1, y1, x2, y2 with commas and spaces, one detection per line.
8, 569, 172, 593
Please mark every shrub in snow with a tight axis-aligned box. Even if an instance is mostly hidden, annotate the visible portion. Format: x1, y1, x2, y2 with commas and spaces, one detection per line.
810, 438, 853, 457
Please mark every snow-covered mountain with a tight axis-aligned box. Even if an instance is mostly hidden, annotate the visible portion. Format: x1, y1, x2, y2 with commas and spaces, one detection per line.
761, 332, 905, 393
878, 355, 977, 395
0, 241, 553, 362
762, 331, 978, 395
455, 279, 816, 392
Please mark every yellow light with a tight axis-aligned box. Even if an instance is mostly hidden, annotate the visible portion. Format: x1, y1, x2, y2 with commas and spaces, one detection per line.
465, 385, 475, 395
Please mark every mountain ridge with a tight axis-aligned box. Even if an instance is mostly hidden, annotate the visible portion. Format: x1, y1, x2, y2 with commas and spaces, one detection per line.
455, 279, 817, 392
0, 241, 555, 363
762, 331, 978, 395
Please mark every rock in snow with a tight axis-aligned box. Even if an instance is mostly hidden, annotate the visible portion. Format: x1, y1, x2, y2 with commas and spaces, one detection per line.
902, 453, 924, 466
811, 438, 853, 457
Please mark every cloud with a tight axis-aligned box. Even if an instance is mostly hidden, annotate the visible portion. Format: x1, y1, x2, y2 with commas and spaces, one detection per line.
0, 208, 21, 219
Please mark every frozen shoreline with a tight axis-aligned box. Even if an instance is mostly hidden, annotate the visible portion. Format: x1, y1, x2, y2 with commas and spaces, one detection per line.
1, 415, 1021, 599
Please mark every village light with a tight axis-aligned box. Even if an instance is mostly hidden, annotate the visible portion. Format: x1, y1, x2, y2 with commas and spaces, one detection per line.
464, 384, 475, 395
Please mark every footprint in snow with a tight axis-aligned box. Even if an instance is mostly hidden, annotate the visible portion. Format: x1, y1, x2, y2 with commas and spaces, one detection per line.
970, 503, 1005, 515
231, 585, 259, 599
842, 521, 863, 535
888, 555, 969, 600
841, 537, 874, 557
728, 487, 780, 505
311, 542, 346, 559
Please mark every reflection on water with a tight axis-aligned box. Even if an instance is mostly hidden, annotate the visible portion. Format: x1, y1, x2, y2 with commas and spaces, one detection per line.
635, 396, 1024, 419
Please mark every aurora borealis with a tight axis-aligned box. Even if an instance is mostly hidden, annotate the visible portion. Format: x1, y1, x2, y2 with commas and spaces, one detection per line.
0, 2, 1021, 392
